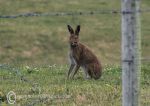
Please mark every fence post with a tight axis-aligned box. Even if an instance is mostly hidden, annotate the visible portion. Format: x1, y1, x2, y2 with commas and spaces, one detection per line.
121, 0, 141, 106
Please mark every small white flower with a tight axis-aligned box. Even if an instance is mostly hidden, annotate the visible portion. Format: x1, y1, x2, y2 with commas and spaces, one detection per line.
25, 66, 30, 69
53, 64, 56, 67
49, 65, 53, 68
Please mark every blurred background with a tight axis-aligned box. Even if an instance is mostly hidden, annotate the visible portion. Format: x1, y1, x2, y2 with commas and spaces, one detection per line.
0, 0, 149, 65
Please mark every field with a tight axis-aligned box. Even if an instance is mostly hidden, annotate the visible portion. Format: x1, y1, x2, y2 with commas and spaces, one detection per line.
0, 0, 150, 65
0, 64, 150, 106
0, 0, 150, 106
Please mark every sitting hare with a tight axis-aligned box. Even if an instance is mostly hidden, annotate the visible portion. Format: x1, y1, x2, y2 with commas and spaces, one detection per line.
67, 25, 102, 80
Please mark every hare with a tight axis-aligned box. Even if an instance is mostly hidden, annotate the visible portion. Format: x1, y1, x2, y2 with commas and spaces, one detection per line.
67, 25, 102, 80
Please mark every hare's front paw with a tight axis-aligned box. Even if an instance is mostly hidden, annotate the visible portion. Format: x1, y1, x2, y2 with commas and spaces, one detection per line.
84, 75, 91, 80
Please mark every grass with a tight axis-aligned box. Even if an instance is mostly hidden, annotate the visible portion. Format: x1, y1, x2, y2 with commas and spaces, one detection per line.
0, 0, 150, 65
0, 0, 150, 105
0, 64, 150, 105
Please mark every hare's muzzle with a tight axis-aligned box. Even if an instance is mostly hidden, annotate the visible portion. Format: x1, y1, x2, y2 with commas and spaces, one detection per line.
71, 42, 78, 47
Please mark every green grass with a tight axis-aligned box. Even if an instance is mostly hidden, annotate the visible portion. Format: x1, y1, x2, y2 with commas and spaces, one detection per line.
0, 65, 150, 105
0, 0, 150, 65
0, 1, 150, 105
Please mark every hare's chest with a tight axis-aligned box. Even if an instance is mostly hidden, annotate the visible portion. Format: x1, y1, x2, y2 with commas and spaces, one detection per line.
69, 51, 80, 64
69, 53, 76, 64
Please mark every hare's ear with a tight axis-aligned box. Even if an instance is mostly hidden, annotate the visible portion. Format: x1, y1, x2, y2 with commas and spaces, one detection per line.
75, 25, 80, 36
67, 25, 74, 34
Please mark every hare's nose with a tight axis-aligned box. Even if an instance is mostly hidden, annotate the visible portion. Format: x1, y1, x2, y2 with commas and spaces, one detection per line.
71, 42, 77, 45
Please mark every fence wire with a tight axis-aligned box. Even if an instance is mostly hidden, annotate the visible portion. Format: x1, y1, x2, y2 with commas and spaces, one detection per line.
0, 8, 150, 105
0, 9, 150, 19
0, 64, 37, 85
0, 64, 64, 105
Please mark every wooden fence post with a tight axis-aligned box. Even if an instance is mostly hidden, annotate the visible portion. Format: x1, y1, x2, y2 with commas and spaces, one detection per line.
121, 0, 141, 106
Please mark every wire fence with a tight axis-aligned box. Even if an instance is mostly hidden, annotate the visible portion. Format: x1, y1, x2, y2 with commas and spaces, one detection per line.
0, 64, 39, 105
0, 8, 149, 62
0, 9, 150, 19
0, 64, 70, 105
0, 63, 150, 105
0, 8, 150, 105
0, 64, 35, 85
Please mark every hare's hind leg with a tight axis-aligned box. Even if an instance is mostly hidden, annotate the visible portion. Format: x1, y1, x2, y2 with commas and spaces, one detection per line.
91, 64, 101, 80
85, 63, 100, 80
82, 66, 91, 79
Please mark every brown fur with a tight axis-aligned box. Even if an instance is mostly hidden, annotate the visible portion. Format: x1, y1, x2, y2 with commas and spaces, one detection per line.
67, 25, 102, 80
